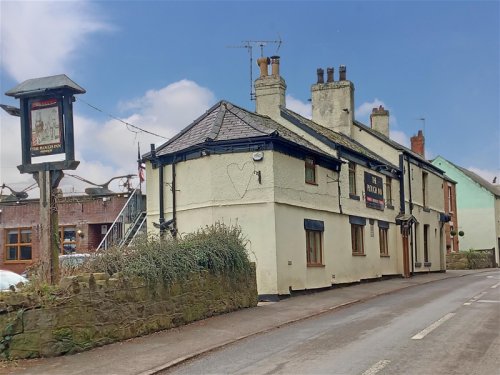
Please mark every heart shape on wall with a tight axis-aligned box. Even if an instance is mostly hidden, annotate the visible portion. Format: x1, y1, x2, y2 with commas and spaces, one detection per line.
227, 161, 255, 198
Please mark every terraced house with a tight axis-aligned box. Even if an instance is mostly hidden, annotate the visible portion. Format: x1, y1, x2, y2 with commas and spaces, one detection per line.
143, 57, 451, 299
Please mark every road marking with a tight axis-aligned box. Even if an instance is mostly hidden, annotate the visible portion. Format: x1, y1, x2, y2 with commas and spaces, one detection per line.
463, 302, 472, 305
477, 300, 500, 304
491, 282, 500, 289
411, 313, 455, 340
361, 360, 391, 375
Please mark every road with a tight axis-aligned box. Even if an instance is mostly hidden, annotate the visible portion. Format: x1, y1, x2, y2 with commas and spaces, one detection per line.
165, 270, 500, 375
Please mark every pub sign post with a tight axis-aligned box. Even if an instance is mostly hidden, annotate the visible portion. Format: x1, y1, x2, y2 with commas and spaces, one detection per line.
5, 75, 85, 284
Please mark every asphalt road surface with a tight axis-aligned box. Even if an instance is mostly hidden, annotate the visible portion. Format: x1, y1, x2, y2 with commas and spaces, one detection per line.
165, 270, 500, 375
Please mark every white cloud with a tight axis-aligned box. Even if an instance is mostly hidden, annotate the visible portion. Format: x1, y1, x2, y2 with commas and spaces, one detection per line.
0, 0, 111, 81
1, 80, 216, 198
467, 167, 500, 184
286, 95, 311, 119
389, 129, 411, 149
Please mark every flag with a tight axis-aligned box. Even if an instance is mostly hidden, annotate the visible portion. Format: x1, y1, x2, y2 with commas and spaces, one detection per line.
138, 144, 145, 183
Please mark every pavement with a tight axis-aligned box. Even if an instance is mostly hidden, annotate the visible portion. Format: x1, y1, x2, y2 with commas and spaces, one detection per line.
1, 269, 495, 375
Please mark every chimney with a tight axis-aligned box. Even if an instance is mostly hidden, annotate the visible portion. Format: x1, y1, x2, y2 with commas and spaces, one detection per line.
326, 67, 334, 83
255, 56, 287, 120
311, 64, 354, 136
317, 68, 324, 84
410, 130, 425, 157
370, 105, 390, 137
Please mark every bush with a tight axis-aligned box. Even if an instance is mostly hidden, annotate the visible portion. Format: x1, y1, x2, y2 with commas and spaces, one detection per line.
465, 249, 492, 269
84, 223, 253, 285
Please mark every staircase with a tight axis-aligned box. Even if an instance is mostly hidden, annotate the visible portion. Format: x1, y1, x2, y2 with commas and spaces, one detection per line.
97, 189, 146, 251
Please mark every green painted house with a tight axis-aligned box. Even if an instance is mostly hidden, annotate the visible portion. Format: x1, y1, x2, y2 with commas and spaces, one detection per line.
432, 156, 500, 266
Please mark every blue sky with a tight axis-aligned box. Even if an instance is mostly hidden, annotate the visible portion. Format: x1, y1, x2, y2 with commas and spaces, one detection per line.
1, 0, 498, 195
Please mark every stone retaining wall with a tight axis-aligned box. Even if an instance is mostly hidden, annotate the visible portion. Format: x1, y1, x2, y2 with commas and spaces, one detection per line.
446, 249, 495, 270
0, 268, 257, 360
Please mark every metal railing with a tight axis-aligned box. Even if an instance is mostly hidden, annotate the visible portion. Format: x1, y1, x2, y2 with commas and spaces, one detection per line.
96, 189, 146, 251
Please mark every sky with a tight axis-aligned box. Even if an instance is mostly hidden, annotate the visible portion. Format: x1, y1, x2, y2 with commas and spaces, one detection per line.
0, 0, 499, 197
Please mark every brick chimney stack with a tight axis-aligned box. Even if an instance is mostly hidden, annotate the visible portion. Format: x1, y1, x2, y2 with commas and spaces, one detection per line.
410, 130, 425, 157
311, 64, 354, 136
370, 105, 390, 137
255, 56, 287, 120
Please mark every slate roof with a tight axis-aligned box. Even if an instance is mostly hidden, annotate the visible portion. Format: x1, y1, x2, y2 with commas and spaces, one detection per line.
5, 74, 86, 97
280, 108, 398, 169
352, 120, 443, 173
155, 101, 328, 157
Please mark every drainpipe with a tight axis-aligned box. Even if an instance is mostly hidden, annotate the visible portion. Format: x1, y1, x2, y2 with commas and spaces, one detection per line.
171, 160, 177, 238
406, 155, 415, 274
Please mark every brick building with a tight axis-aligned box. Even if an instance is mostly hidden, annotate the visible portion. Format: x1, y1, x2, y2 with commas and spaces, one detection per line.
0, 193, 141, 274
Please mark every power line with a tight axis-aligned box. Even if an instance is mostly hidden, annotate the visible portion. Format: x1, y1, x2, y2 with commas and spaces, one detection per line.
77, 98, 169, 140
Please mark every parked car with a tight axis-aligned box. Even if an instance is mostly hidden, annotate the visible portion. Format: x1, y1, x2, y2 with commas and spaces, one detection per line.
0, 270, 28, 291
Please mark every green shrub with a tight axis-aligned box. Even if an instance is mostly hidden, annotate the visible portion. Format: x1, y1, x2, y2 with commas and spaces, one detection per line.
85, 223, 252, 285
465, 249, 492, 269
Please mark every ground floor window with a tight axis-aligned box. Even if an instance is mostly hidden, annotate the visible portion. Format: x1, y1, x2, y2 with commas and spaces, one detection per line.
59, 226, 77, 254
306, 230, 323, 266
304, 219, 324, 266
4, 228, 32, 261
379, 227, 389, 256
351, 224, 365, 255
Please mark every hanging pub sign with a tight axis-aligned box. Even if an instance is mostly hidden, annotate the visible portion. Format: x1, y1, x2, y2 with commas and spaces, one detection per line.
29, 97, 65, 156
364, 171, 384, 210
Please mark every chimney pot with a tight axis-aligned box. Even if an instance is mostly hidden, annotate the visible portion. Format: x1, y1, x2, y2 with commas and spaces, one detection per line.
339, 65, 347, 81
316, 68, 324, 84
326, 67, 334, 83
257, 57, 270, 78
270, 55, 280, 76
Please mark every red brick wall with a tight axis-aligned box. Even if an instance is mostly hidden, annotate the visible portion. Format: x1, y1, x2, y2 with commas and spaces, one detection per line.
0, 194, 130, 274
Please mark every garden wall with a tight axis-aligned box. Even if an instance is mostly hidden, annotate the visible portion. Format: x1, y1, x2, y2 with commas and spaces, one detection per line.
446, 249, 496, 270
0, 267, 257, 360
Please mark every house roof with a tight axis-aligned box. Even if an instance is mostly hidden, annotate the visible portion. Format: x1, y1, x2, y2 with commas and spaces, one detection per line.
280, 108, 399, 170
5, 74, 86, 98
154, 101, 329, 156
437, 157, 500, 197
353, 120, 443, 174
154, 101, 331, 158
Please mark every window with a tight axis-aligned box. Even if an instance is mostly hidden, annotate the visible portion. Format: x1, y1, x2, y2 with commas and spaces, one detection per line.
306, 230, 323, 266
351, 224, 364, 255
379, 228, 389, 256
447, 185, 453, 212
348, 162, 357, 196
385, 176, 393, 206
4, 228, 32, 261
59, 226, 77, 255
422, 172, 428, 207
305, 157, 316, 184
424, 224, 429, 263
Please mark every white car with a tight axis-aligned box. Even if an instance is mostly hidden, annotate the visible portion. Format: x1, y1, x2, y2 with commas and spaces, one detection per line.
0, 270, 28, 291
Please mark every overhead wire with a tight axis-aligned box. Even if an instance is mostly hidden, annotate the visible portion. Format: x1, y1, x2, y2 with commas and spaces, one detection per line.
77, 98, 169, 140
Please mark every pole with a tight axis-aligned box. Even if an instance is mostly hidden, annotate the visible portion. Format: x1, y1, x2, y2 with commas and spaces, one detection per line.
37, 170, 62, 284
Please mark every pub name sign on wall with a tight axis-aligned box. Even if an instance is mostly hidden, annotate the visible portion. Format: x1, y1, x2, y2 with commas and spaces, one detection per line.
364, 171, 385, 211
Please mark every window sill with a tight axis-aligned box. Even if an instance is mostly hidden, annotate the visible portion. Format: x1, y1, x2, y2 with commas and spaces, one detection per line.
386, 204, 395, 210
305, 181, 318, 186
415, 262, 422, 267
424, 262, 432, 267
423, 207, 431, 212
352, 252, 366, 256
349, 194, 360, 201
4, 260, 33, 264
307, 263, 325, 268
380, 254, 390, 258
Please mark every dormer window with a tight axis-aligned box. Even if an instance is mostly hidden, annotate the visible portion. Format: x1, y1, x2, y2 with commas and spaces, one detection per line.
305, 157, 316, 184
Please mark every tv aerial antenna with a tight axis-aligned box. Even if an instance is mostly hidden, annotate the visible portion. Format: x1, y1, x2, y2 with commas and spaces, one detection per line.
227, 37, 283, 101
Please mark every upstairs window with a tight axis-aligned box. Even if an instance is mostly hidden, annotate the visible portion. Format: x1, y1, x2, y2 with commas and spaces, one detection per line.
348, 162, 357, 196
385, 176, 393, 206
4, 228, 32, 262
305, 157, 316, 184
422, 171, 428, 207
447, 185, 453, 212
